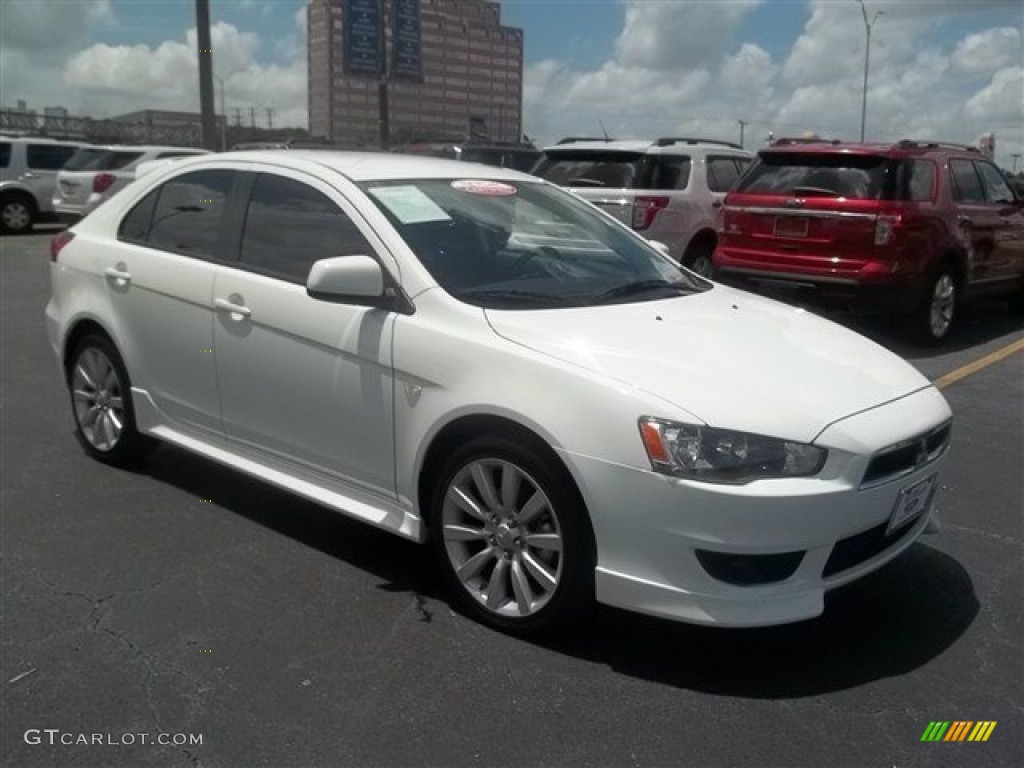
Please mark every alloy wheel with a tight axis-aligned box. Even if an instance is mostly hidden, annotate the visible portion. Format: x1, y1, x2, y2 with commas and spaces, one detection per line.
71, 346, 125, 452
929, 273, 956, 339
441, 459, 563, 618
1, 201, 31, 232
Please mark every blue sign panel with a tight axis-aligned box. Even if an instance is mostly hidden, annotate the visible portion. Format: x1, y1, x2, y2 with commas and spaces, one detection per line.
391, 0, 423, 82
345, 0, 382, 78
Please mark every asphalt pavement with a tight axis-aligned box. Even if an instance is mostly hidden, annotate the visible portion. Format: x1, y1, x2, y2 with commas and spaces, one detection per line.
2, 230, 1022, 768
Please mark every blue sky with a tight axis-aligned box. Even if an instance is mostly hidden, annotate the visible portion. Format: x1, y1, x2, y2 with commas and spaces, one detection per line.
2, 1, 1022, 166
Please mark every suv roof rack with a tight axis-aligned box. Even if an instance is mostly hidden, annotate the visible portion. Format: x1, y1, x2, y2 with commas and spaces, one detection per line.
896, 139, 979, 153
770, 137, 843, 147
654, 137, 743, 149
556, 136, 615, 145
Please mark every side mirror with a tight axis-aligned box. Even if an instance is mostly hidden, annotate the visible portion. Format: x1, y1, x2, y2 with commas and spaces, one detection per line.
647, 239, 672, 258
307, 255, 411, 313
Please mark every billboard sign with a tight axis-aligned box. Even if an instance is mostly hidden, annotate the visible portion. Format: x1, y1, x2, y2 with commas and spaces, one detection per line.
391, 0, 423, 82
345, 0, 383, 77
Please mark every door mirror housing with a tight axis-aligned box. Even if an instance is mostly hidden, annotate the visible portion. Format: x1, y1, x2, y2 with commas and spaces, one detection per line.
306, 255, 411, 312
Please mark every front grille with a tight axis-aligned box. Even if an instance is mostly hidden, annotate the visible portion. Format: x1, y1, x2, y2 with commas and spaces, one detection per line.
861, 422, 951, 488
822, 517, 918, 578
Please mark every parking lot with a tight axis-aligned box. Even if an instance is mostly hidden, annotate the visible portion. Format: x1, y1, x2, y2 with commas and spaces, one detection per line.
2, 228, 1021, 767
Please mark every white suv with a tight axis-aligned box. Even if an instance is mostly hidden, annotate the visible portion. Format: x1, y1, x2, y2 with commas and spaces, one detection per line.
0, 136, 87, 234
532, 138, 753, 276
53, 144, 210, 223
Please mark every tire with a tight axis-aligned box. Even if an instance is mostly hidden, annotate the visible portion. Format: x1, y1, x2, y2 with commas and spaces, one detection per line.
683, 238, 715, 279
0, 193, 36, 235
430, 436, 594, 636
66, 334, 156, 466
911, 265, 959, 346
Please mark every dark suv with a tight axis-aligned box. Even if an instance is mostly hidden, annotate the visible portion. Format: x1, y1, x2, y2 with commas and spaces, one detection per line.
713, 139, 1024, 344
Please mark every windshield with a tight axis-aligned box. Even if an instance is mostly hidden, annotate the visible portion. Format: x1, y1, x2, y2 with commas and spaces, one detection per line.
360, 178, 708, 309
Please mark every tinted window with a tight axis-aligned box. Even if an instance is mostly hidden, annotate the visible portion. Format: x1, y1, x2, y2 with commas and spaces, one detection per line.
118, 189, 160, 242
148, 170, 235, 257
0, 142, 10, 168
949, 159, 985, 203
64, 148, 106, 171
736, 153, 890, 199
533, 151, 645, 188
975, 161, 1015, 203
64, 149, 144, 171
707, 156, 742, 193
900, 160, 935, 201
26, 144, 78, 170
240, 174, 374, 283
156, 151, 204, 160
650, 156, 691, 190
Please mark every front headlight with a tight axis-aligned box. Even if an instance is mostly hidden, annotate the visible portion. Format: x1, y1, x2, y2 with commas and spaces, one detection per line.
638, 417, 827, 484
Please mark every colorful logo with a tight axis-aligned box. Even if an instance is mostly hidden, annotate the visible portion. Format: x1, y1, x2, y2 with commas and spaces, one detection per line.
921, 721, 997, 742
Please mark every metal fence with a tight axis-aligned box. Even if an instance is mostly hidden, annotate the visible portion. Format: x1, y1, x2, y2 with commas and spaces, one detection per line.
0, 110, 203, 147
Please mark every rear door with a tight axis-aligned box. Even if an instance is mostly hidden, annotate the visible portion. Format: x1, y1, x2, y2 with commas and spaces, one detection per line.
973, 159, 1024, 279
721, 152, 887, 276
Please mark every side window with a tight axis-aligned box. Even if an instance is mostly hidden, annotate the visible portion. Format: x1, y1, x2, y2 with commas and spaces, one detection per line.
949, 159, 985, 203
117, 189, 161, 243
904, 160, 936, 202
650, 156, 691, 190
707, 156, 742, 193
239, 174, 374, 284
0, 142, 10, 169
975, 161, 1015, 204
148, 170, 235, 258
156, 151, 203, 160
26, 144, 77, 170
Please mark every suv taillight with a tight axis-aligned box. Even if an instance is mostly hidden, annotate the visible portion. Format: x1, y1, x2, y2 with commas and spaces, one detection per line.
875, 214, 902, 246
93, 173, 116, 194
632, 196, 670, 230
50, 231, 75, 262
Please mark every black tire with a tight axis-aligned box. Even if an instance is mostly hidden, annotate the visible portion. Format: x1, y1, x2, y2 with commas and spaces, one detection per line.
66, 334, 156, 466
683, 237, 715, 279
0, 193, 36, 235
1009, 282, 1024, 314
430, 436, 595, 636
911, 265, 959, 346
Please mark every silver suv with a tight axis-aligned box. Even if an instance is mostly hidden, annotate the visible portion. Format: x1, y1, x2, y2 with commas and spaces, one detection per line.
0, 136, 86, 234
532, 137, 753, 276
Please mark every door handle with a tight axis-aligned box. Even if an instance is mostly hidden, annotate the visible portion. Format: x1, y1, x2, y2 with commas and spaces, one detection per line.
104, 267, 132, 283
214, 298, 252, 318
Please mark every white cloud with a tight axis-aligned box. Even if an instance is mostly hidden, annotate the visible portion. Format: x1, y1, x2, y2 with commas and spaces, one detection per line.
965, 66, 1024, 123
951, 27, 1022, 75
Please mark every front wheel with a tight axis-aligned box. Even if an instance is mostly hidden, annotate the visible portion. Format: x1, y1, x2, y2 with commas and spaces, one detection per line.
912, 267, 958, 346
431, 437, 594, 636
67, 334, 155, 465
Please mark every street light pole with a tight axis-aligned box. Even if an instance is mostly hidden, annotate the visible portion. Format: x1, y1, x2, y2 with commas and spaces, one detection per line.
213, 71, 241, 151
856, 0, 883, 142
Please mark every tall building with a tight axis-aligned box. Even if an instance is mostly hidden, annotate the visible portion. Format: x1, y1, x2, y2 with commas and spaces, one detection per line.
307, 0, 523, 145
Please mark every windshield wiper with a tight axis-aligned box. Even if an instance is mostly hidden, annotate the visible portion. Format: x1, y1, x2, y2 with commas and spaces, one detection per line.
458, 289, 574, 306
589, 279, 693, 305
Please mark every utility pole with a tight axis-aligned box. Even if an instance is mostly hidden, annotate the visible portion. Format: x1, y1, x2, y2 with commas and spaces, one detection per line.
378, 0, 390, 150
195, 0, 217, 150
233, 107, 242, 127
1012, 153, 1021, 174
265, 108, 274, 130
856, 0, 883, 142
737, 119, 748, 149
249, 106, 256, 128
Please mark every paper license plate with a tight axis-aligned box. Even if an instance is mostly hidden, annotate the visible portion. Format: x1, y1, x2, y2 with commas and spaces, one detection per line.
887, 474, 937, 535
774, 216, 809, 237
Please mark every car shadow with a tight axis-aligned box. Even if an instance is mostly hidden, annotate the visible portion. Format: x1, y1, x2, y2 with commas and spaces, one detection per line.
135, 443, 977, 699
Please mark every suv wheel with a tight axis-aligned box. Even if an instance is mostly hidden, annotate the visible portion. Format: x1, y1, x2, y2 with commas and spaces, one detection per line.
0, 193, 35, 235
684, 239, 715, 279
914, 266, 959, 345
431, 436, 594, 636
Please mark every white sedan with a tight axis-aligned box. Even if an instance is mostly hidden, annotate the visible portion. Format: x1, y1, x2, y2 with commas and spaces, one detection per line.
46, 151, 952, 635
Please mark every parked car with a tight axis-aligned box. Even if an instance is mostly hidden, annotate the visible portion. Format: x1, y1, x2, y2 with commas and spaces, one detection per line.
52, 144, 210, 223
47, 151, 952, 636
0, 135, 87, 234
394, 139, 542, 173
714, 139, 1024, 344
532, 137, 754, 276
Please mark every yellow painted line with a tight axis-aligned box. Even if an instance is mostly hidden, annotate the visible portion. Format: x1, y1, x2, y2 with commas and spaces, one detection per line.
933, 338, 1024, 390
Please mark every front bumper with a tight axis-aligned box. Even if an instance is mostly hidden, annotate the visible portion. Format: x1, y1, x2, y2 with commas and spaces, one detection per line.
562, 387, 952, 627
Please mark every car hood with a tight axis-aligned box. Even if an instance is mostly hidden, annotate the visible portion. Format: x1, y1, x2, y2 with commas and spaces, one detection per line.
484, 284, 931, 444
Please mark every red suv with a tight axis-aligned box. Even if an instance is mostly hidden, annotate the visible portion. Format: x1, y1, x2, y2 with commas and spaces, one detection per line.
714, 139, 1024, 344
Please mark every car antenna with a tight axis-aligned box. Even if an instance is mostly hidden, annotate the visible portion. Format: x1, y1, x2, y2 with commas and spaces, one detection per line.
599, 119, 610, 141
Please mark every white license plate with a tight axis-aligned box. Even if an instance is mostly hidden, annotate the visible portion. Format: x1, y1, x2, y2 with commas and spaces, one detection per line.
887, 474, 937, 535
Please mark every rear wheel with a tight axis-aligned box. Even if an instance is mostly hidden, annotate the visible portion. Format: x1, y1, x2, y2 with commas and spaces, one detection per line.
0, 193, 35, 234
431, 436, 594, 636
683, 238, 715, 279
67, 334, 155, 465
912, 266, 959, 346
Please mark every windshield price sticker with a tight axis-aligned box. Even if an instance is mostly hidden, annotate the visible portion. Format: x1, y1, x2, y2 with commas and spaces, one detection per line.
451, 180, 518, 196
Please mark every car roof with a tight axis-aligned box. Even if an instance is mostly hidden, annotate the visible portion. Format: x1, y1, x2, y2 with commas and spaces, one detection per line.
760, 139, 983, 159
206, 150, 539, 183
0, 135, 87, 145
542, 138, 750, 155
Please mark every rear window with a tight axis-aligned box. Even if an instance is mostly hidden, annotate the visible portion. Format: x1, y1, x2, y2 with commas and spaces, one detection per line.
736, 153, 892, 199
0, 142, 10, 169
533, 151, 646, 189
26, 144, 78, 170
63, 149, 145, 172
